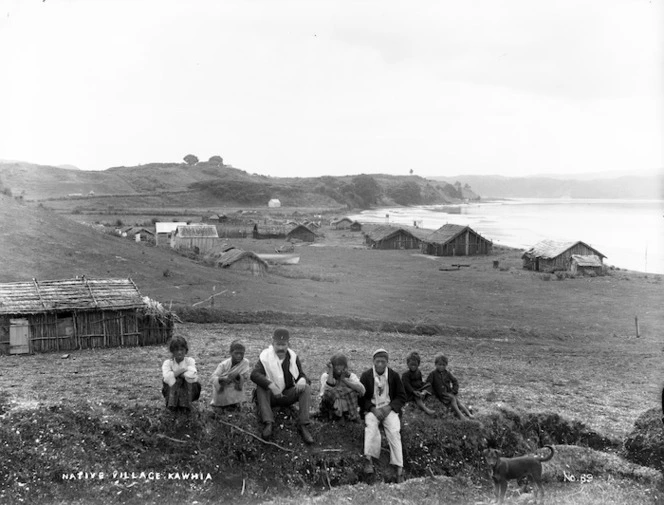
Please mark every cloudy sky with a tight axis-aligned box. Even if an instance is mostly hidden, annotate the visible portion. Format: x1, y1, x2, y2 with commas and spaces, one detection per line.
1, 0, 662, 178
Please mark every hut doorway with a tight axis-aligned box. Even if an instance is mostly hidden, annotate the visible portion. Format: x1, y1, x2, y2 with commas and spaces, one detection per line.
9, 318, 29, 354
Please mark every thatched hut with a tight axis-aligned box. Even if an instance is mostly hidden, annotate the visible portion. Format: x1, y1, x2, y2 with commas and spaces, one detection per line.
170, 224, 220, 254
0, 277, 174, 355
333, 217, 354, 230
350, 221, 362, 232
287, 224, 316, 243
421, 224, 492, 256
206, 249, 268, 276
363, 225, 426, 250
522, 240, 606, 272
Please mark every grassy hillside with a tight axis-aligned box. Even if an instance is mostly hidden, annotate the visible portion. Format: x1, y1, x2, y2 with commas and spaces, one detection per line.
0, 161, 466, 210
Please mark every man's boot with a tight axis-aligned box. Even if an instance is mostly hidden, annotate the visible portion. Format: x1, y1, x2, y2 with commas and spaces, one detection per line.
262, 422, 273, 440
298, 424, 314, 444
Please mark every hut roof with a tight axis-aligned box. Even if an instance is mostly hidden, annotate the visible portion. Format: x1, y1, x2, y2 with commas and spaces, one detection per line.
122, 226, 154, 236
174, 225, 219, 238
571, 254, 603, 267
208, 249, 268, 269
288, 224, 316, 235
522, 240, 606, 259
363, 225, 401, 241
333, 217, 353, 225
0, 277, 144, 315
423, 223, 469, 244
364, 225, 428, 242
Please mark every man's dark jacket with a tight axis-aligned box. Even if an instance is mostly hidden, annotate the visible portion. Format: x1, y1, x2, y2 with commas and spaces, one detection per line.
359, 367, 406, 415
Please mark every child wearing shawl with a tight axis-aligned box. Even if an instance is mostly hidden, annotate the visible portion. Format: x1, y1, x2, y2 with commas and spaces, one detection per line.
319, 353, 365, 421
210, 340, 251, 409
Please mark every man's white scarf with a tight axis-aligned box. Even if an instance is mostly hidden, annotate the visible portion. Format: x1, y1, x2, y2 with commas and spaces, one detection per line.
259, 345, 299, 393
372, 366, 390, 408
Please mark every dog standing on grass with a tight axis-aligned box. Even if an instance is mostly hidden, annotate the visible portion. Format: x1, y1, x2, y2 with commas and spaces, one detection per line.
483, 445, 555, 504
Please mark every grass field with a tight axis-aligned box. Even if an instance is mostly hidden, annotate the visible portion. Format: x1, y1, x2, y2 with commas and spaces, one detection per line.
0, 195, 663, 504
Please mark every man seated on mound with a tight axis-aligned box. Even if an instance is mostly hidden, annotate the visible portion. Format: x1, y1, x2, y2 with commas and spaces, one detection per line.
359, 348, 407, 483
319, 353, 365, 422
250, 328, 314, 444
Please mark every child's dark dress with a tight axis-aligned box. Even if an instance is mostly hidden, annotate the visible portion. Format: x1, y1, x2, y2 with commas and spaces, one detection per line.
401, 369, 432, 403
426, 369, 459, 406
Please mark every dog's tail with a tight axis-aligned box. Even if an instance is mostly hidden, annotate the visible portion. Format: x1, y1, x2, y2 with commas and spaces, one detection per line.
537, 445, 555, 462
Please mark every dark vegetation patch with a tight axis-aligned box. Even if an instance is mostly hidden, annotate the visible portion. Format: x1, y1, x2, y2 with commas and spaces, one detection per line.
0, 399, 628, 505
172, 307, 531, 338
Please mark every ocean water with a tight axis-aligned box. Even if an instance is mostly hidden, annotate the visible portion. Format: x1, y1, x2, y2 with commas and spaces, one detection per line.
349, 199, 664, 274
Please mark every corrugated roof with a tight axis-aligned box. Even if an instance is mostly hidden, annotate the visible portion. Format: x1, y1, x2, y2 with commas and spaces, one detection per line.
155, 222, 187, 234
174, 225, 219, 238
571, 254, 603, 267
423, 224, 469, 244
0, 278, 144, 314
523, 240, 606, 259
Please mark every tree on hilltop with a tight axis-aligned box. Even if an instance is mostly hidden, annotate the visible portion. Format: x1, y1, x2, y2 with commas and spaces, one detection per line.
209, 155, 223, 164
352, 174, 381, 208
183, 154, 199, 166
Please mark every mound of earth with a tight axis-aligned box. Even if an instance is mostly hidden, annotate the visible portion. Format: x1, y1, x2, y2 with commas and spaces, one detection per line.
624, 407, 664, 469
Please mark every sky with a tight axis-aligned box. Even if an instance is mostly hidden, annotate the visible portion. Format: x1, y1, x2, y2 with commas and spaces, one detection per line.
1, 0, 662, 178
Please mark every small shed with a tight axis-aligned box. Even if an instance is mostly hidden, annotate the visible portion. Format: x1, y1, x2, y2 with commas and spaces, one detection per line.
422, 224, 492, 256
522, 240, 606, 272
268, 199, 281, 208
170, 225, 220, 254
570, 254, 605, 275
333, 217, 354, 230
202, 214, 220, 223
364, 226, 424, 250
206, 249, 268, 276
0, 277, 174, 355
350, 221, 362, 232
155, 221, 187, 245
287, 224, 316, 243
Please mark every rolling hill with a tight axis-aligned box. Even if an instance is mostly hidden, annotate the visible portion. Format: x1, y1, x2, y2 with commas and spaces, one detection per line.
0, 160, 468, 208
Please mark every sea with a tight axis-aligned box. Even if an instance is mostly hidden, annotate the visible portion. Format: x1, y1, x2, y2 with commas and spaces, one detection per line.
349, 199, 664, 275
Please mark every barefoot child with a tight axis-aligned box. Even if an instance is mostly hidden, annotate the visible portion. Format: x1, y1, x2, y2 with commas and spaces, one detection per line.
401, 351, 435, 416
426, 354, 473, 419
162, 336, 201, 411
319, 353, 365, 421
211, 340, 251, 410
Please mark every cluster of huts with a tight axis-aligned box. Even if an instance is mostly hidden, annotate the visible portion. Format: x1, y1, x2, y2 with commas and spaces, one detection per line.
0, 277, 174, 355
361, 223, 493, 257
357, 221, 606, 273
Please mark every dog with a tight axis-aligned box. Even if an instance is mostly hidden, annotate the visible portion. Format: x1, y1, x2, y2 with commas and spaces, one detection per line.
483, 445, 554, 504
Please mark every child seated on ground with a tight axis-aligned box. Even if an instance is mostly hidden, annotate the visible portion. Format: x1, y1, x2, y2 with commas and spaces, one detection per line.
401, 351, 435, 416
162, 336, 201, 412
210, 340, 251, 410
319, 353, 366, 422
426, 354, 473, 419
